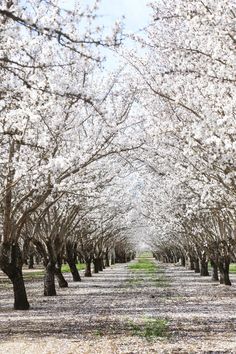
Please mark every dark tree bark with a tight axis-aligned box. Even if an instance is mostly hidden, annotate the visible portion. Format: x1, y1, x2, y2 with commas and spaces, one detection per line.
11, 269, 30, 310
126, 254, 131, 262
68, 261, 81, 281
93, 258, 99, 273
44, 261, 57, 296
116, 254, 126, 263
99, 257, 106, 272
0, 243, 30, 310
219, 259, 231, 285
173, 255, 178, 263
55, 261, 68, 288
200, 259, 209, 276
105, 250, 110, 267
84, 260, 92, 277
111, 253, 115, 265
194, 258, 200, 273
210, 260, 219, 281
98, 258, 104, 271
188, 256, 195, 270
66, 242, 81, 281
181, 256, 186, 267
28, 255, 34, 269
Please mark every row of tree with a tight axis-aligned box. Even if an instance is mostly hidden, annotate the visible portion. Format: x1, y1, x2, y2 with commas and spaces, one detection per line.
2, 0, 235, 309
0, 0, 141, 310
135, 0, 236, 286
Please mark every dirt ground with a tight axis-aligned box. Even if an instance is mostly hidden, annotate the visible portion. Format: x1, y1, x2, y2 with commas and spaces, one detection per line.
0, 260, 236, 354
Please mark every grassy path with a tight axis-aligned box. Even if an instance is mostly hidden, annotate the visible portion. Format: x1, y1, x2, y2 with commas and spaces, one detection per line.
0, 257, 236, 353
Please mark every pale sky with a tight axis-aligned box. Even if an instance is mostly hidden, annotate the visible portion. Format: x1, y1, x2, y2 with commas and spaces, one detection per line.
96, 0, 151, 33
62, 0, 151, 34
59, 0, 151, 69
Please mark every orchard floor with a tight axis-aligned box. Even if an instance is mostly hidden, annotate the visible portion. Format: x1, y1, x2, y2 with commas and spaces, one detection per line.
0, 260, 236, 354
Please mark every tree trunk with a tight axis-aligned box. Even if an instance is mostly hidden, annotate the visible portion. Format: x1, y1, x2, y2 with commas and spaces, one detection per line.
219, 259, 231, 286
116, 254, 126, 263
200, 259, 209, 276
44, 261, 57, 296
68, 261, 81, 281
66, 242, 81, 281
194, 258, 200, 273
11, 269, 30, 310
84, 260, 92, 277
105, 250, 110, 267
93, 259, 99, 273
55, 263, 68, 288
28, 255, 34, 269
111, 253, 115, 265
210, 260, 219, 281
181, 256, 186, 267
98, 258, 104, 271
188, 256, 195, 270
102, 258, 106, 269
0, 243, 30, 310
126, 254, 131, 262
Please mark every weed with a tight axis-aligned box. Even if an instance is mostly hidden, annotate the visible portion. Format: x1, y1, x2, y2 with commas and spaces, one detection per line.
130, 318, 169, 339
152, 275, 170, 288
128, 277, 143, 286
94, 329, 103, 337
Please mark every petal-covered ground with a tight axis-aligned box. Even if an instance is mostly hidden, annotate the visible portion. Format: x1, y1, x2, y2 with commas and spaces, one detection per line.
0, 260, 236, 353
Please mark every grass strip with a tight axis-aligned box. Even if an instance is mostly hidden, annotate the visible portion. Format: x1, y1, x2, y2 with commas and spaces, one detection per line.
22, 263, 86, 280
128, 257, 157, 272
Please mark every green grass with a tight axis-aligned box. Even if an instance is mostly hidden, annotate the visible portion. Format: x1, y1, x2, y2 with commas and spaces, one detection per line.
230, 264, 236, 273
128, 257, 157, 272
61, 263, 85, 273
152, 275, 170, 288
94, 329, 103, 337
0, 281, 12, 288
130, 318, 169, 339
23, 271, 44, 280
128, 256, 170, 288
128, 277, 144, 285
138, 251, 153, 258
209, 263, 236, 274
22, 263, 86, 280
